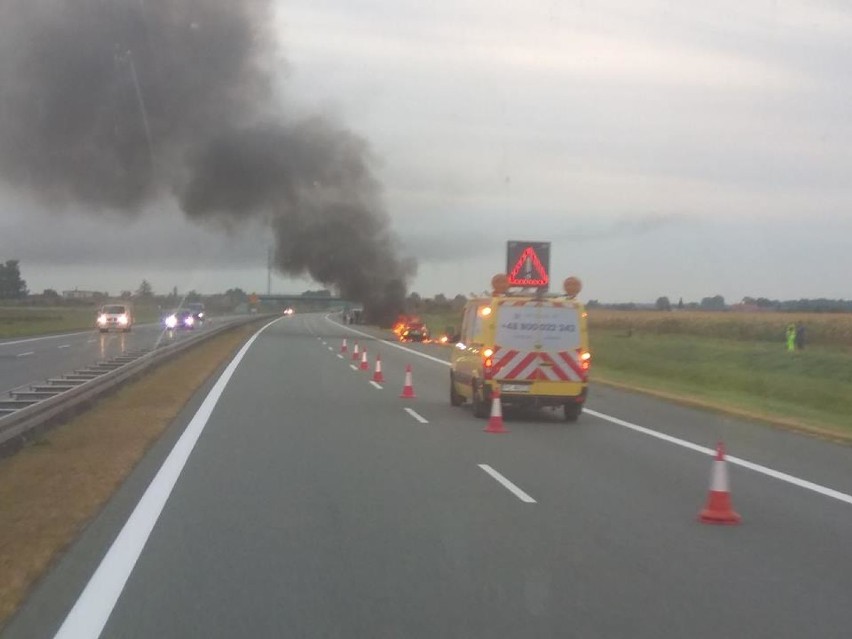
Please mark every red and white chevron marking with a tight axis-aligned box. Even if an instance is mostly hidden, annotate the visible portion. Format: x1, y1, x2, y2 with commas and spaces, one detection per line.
492, 347, 586, 382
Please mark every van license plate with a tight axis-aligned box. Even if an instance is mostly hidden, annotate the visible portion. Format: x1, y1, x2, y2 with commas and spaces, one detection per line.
502, 383, 529, 393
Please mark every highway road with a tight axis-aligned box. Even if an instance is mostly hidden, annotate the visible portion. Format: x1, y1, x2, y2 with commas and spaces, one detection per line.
4, 312, 852, 638
0, 317, 234, 396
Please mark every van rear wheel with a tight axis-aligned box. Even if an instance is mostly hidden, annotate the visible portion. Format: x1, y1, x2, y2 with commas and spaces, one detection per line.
472, 380, 490, 419
450, 373, 464, 407
564, 403, 582, 422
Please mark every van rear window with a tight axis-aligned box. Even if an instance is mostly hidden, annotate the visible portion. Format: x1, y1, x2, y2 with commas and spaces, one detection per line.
102, 305, 126, 314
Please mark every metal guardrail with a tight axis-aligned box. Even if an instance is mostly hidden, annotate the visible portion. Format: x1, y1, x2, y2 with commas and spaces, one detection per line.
0, 315, 272, 456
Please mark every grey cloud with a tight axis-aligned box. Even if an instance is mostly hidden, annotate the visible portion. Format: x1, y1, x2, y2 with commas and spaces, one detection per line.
0, 0, 413, 321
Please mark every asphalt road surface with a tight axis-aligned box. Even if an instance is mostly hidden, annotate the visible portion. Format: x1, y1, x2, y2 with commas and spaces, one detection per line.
5, 313, 852, 638
0, 317, 232, 396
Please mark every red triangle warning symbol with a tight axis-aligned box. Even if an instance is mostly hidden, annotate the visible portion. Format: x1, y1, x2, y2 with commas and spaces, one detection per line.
507, 246, 549, 286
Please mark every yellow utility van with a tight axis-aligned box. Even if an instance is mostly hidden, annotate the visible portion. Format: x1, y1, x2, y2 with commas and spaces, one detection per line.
450, 276, 590, 421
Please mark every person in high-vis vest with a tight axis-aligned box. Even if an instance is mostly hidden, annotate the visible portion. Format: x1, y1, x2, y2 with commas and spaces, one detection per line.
786, 323, 796, 352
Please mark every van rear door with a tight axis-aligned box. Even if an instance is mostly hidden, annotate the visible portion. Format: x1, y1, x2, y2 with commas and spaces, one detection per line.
492, 301, 586, 382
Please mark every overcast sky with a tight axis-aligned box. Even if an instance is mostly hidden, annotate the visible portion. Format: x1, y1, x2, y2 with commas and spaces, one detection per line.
3, 0, 851, 302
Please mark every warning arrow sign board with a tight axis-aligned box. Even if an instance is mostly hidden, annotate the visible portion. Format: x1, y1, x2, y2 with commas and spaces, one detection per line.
506, 241, 550, 289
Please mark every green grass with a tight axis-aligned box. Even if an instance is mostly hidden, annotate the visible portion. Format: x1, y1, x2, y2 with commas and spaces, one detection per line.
591, 329, 852, 434
0, 306, 161, 339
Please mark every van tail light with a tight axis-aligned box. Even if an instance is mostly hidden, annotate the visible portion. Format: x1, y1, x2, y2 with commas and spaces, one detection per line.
578, 349, 591, 371
483, 348, 494, 379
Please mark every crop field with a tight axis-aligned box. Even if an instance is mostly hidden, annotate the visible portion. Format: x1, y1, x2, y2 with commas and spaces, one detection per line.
588, 309, 852, 349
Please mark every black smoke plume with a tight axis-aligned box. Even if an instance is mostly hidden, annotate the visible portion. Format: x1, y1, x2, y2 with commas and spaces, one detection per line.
0, 0, 413, 323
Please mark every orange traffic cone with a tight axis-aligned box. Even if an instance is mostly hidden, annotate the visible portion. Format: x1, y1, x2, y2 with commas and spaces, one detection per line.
372, 355, 385, 383
400, 365, 415, 398
360, 349, 369, 371
698, 442, 741, 525
484, 386, 509, 434
340, 338, 348, 353
352, 341, 360, 361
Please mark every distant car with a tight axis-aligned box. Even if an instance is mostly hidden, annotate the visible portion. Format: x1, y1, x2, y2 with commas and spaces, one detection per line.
282, 307, 295, 316
163, 309, 196, 330
97, 304, 133, 333
186, 302, 206, 323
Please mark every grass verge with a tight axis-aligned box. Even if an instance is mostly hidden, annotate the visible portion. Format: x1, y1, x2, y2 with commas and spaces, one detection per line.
0, 306, 160, 339
591, 329, 852, 439
0, 321, 261, 627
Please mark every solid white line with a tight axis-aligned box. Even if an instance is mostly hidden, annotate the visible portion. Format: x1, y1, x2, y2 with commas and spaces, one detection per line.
52, 316, 284, 639
583, 409, 852, 507
336, 354, 344, 359
16, 351, 34, 358
404, 407, 429, 423
349, 364, 358, 371
369, 381, 383, 390
326, 316, 451, 366
327, 316, 852, 508
58, 344, 71, 349
0, 330, 91, 348
478, 464, 536, 503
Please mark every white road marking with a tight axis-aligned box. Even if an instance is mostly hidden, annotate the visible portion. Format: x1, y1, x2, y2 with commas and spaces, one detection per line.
52, 316, 285, 639
369, 381, 383, 390
404, 407, 428, 423
58, 344, 71, 349
336, 354, 344, 359
16, 351, 34, 358
350, 364, 358, 371
583, 409, 852, 507
0, 330, 91, 348
478, 464, 536, 503
87, 338, 97, 343
327, 346, 333, 351
328, 315, 852, 509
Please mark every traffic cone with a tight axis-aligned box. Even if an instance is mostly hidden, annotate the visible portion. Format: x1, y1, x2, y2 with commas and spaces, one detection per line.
360, 349, 369, 371
483, 386, 509, 434
352, 341, 360, 361
698, 442, 741, 525
372, 355, 385, 383
400, 365, 415, 398
340, 338, 348, 353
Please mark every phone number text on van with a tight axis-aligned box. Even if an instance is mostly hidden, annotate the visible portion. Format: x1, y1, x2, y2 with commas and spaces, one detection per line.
501, 323, 576, 332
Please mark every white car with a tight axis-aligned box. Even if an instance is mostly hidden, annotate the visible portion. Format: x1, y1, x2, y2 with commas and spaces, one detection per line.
97, 304, 133, 333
